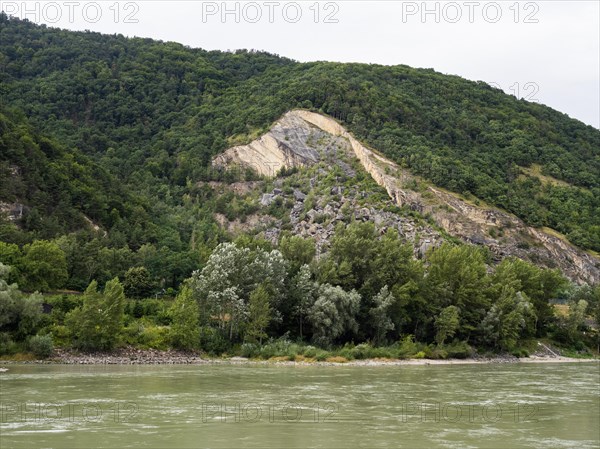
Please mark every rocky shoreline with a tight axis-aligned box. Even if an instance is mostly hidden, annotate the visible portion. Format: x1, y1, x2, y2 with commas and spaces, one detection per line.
0, 347, 597, 367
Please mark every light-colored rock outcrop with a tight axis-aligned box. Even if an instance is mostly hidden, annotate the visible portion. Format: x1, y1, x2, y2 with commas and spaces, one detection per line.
213, 112, 320, 176
213, 110, 600, 284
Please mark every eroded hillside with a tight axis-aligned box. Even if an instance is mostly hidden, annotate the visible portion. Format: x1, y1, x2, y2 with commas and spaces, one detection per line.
213, 110, 600, 284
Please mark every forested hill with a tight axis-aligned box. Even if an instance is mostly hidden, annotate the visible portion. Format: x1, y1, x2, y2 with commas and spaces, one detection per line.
1, 14, 599, 257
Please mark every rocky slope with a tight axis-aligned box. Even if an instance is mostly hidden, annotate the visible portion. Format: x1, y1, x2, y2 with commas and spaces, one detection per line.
213, 110, 600, 284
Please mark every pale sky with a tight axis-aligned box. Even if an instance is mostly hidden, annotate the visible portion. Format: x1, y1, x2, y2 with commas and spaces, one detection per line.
4, 1, 599, 128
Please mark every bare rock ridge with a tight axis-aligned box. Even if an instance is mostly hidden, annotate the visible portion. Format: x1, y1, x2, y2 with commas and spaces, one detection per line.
213, 110, 600, 284
213, 112, 320, 177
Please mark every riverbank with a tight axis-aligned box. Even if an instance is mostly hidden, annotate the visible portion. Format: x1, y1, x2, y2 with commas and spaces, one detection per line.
0, 347, 597, 366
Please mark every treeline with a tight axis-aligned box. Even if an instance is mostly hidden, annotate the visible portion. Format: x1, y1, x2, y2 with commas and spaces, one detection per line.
0, 14, 598, 252
1, 223, 599, 359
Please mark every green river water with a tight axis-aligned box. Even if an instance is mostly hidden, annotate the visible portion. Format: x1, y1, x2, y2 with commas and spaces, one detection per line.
0, 362, 598, 448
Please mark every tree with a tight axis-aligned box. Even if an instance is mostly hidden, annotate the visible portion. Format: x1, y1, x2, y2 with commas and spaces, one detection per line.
491, 258, 567, 334
0, 263, 43, 341
480, 287, 535, 350
321, 222, 378, 291
279, 235, 316, 276
308, 284, 361, 346
369, 286, 395, 345
103, 277, 126, 339
123, 266, 154, 299
21, 240, 67, 292
0, 242, 22, 284
565, 299, 588, 343
66, 278, 125, 350
424, 244, 489, 339
435, 305, 460, 345
245, 283, 272, 344
170, 285, 200, 350
192, 242, 287, 341
291, 264, 317, 340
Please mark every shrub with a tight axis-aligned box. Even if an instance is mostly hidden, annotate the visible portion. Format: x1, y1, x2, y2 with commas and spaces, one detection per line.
28, 334, 54, 358
397, 335, 418, 358
314, 349, 330, 361
48, 325, 70, 347
137, 325, 170, 350
199, 327, 230, 355
302, 345, 318, 358
240, 342, 259, 358
445, 341, 473, 359
426, 346, 448, 360
349, 343, 374, 360
0, 332, 18, 355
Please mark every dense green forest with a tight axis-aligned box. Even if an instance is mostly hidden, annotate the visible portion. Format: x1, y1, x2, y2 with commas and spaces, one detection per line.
2, 224, 600, 360
1, 14, 599, 254
1, 15, 599, 358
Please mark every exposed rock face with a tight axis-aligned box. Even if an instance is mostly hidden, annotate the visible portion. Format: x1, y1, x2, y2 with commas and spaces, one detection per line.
213, 110, 600, 284
0, 202, 28, 221
213, 112, 321, 176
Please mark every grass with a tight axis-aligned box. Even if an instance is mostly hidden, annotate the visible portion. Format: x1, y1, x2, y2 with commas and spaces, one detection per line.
554, 304, 569, 317
519, 164, 572, 188
541, 226, 572, 244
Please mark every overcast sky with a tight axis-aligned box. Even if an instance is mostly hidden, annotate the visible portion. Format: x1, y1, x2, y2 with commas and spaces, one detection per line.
6, 1, 599, 128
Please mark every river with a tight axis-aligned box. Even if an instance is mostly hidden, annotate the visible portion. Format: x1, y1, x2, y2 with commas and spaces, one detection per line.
1, 363, 598, 448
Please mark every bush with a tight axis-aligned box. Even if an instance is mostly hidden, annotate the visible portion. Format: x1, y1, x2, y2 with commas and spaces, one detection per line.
302, 345, 318, 358
48, 325, 70, 347
426, 346, 448, 360
0, 332, 18, 355
29, 334, 54, 358
397, 335, 418, 358
511, 348, 530, 358
137, 325, 170, 350
444, 341, 473, 359
199, 327, 230, 355
240, 342, 260, 358
314, 349, 330, 361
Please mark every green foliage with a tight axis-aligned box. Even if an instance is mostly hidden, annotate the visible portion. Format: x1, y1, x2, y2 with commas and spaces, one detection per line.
245, 283, 273, 344
192, 242, 287, 340
290, 264, 317, 340
308, 284, 361, 346
435, 306, 460, 345
123, 266, 155, 299
0, 263, 44, 341
169, 285, 199, 350
424, 244, 489, 338
369, 286, 395, 345
20, 240, 67, 291
563, 299, 589, 343
66, 278, 125, 350
480, 289, 536, 350
28, 334, 54, 358
278, 235, 316, 276
491, 257, 567, 333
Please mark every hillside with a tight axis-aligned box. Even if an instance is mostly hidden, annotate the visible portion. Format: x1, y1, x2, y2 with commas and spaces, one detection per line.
0, 107, 137, 241
212, 110, 599, 284
0, 14, 599, 290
